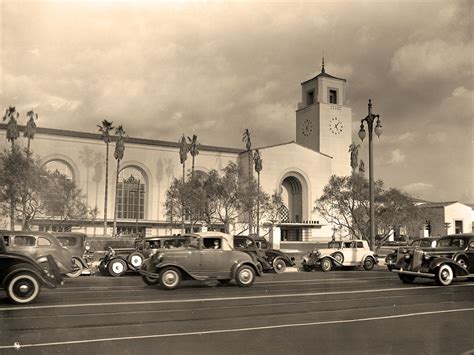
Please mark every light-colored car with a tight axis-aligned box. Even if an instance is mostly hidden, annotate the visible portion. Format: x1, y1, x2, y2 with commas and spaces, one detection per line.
302, 240, 378, 272
140, 232, 262, 289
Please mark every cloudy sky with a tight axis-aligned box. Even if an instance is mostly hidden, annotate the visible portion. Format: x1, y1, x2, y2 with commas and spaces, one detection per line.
1, 0, 472, 203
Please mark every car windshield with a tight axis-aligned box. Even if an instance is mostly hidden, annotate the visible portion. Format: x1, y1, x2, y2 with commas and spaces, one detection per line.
437, 238, 465, 248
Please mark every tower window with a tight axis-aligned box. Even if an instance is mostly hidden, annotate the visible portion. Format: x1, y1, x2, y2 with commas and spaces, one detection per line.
329, 89, 338, 104
306, 90, 314, 106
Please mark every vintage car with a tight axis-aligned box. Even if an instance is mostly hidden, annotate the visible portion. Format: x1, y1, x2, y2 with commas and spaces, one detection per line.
302, 239, 377, 272
139, 232, 262, 289
392, 234, 474, 286
0, 233, 63, 304
0, 230, 74, 274
54, 232, 97, 277
234, 235, 295, 273
385, 237, 440, 271
97, 246, 145, 277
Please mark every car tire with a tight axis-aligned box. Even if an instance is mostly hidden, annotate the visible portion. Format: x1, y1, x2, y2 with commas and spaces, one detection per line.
5, 270, 41, 304
66, 258, 83, 278
235, 265, 256, 287
363, 257, 375, 271
398, 274, 416, 283
107, 258, 127, 277
159, 267, 181, 290
454, 255, 469, 269
321, 258, 332, 272
141, 275, 159, 286
273, 257, 286, 274
128, 252, 144, 269
331, 252, 344, 264
436, 264, 454, 286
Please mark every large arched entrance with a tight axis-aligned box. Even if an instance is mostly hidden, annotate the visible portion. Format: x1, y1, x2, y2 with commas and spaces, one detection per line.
278, 172, 308, 241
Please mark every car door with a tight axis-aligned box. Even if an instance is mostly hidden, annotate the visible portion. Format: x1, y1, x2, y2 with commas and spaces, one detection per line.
341, 242, 356, 264
199, 237, 233, 278
467, 239, 474, 272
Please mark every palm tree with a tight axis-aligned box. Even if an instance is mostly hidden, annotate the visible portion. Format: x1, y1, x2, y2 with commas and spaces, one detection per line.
3, 106, 20, 152
253, 149, 262, 237
97, 120, 114, 237
3, 106, 20, 231
24, 110, 38, 158
179, 134, 189, 234
113, 126, 126, 237
187, 134, 200, 177
242, 128, 253, 234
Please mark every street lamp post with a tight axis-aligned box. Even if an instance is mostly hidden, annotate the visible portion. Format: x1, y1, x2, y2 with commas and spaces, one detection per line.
358, 99, 383, 251
136, 179, 140, 236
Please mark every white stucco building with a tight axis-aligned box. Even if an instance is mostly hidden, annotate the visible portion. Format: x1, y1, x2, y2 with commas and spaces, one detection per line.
0, 63, 354, 241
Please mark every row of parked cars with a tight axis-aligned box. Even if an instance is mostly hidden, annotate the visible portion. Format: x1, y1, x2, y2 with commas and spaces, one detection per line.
2, 229, 473, 304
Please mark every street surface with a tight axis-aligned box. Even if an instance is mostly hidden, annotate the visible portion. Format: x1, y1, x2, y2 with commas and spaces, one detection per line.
1, 267, 473, 355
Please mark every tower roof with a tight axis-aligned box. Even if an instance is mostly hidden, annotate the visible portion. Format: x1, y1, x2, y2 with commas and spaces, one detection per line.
301, 58, 346, 84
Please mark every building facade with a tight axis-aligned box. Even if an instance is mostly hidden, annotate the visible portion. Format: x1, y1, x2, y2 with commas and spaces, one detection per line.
0, 64, 353, 241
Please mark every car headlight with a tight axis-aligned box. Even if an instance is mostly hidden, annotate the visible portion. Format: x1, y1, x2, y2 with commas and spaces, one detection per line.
404, 254, 411, 260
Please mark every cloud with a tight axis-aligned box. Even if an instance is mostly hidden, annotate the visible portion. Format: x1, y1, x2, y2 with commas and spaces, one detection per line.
426, 132, 447, 144
387, 149, 405, 164
402, 182, 435, 196
382, 132, 416, 145
390, 40, 471, 86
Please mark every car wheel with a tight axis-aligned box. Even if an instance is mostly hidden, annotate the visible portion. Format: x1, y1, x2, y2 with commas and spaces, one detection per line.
331, 252, 344, 264
454, 255, 469, 269
66, 258, 83, 278
107, 258, 127, 277
321, 258, 332, 272
141, 275, 159, 286
128, 252, 144, 269
273, 257, 286, 274
398, 274, 416, 283
436, 264, 454, 286
363, 257, 375, 271
235, 265, 256, 287
6, 271, 41, 304
159, 267, 181, 290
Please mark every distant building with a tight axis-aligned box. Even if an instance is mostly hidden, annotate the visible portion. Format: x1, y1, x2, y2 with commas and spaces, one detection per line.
415, 201, 473, 237
0, 62, 351, 241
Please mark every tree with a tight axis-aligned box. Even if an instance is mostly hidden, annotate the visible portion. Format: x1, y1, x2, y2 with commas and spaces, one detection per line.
253, 149, 263, 236
3, 106, 20, 152
2, 106, 20, 230
314, 174, 423, 247
24, 110, 38, 158
97, 120, 114, 236
187, 134, 200, 177
242, 128, 253, 233
113, 126, 126, 237
0, 149, 95, 231
178, 134, 189, 233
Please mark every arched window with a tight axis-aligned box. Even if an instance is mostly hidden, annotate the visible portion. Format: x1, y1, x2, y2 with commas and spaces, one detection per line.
44, 160, 74, 181
118, 167, 146, 220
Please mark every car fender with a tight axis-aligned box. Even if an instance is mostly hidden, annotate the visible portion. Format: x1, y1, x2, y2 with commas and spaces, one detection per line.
361, 254, 378, 265
319, 255, 342, 266
428, 257, 469, 277
1, 262, 58, 289
73, 256, 89, 269
231, 260, 262, 278
153, 262, 198, 280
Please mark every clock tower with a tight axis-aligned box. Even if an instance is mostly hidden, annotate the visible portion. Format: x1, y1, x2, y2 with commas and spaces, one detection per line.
295, 59, 352, 176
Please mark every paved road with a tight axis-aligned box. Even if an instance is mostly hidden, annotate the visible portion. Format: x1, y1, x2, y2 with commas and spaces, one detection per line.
1, 267, 473, 355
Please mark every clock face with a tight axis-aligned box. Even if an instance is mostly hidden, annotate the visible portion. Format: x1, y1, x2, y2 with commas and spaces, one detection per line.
301, 119, 313, 136
329, 117, 343, 135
